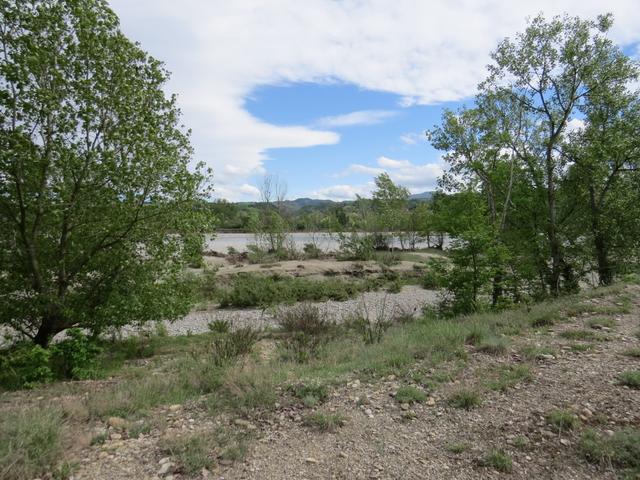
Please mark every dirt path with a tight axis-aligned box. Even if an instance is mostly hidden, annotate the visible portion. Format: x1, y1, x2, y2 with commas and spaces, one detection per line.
70, 286, 640, 479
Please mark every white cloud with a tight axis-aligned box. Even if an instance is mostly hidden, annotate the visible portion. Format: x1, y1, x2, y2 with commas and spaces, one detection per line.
315, 110, 398, 128
400, 132, 426, 145
311, 183, 374, 201
565, 118, 586, 134
213, 183, 261, 201
332, 156, 443, 194
110, 1, 640, 199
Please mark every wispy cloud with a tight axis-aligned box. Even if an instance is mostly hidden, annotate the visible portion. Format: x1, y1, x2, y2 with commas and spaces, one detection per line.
400, 132, 427, 145
314, 110, 398, 128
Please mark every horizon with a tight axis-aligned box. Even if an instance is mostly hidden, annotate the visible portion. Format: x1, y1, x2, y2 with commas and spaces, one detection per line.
108, 1, 640, 202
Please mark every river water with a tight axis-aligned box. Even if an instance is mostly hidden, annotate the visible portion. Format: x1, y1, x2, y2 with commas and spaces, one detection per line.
205, 232, 448, 253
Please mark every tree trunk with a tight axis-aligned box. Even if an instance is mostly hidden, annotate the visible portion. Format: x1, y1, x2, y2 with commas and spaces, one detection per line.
589, 184, 613, 286
491, 271, 503, 307
33, 316, 59, 347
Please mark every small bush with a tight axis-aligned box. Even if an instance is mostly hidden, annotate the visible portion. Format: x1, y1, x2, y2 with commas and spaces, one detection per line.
0, 344, 54, 389
208, 328, 258, 366
287, 382, 329, 406
278, 304, 334, 362
303, 243, 322, 259
530, 311, 558, 328
545, 409, 578, 432
618, 371, 640, 389
386, 279, 402, 293
208, 319, 231, 334
303, 412, 346, 432
580, 428, 640, 472
336, 232, 375, 261
559, 330, 604, 341
51, 328, 102, 380
446, 442, 468, 454
395, 386, 427, 404
447, 390, 481, 410
353, 299, 393, 345
480, 449, 513, 473
487, 364, 532, 392
0, 408, 65, 480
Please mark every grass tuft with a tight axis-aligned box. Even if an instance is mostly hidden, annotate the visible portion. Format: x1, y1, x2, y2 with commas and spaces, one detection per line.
545, 409, 579, 433
302, 412, 346, 432
617, 371, 640, 389
480, 449, 513, 473
447, 389, 482, 410
395, 385, 428, 404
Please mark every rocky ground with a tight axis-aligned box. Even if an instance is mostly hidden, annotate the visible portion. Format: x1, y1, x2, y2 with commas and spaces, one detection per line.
64, 286, 640, 480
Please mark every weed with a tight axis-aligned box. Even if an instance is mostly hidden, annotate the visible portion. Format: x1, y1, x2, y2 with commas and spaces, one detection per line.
480, 449, 513, 473
475, 335, 509, 355
90, 432, 107, 446
580, 428, 640, 474
278, 304, 334, 362
447, 389, 481, 410
208, 328, 258, 366
486, 364, 532, 392
530, 311, 559, 328
302, 412, 346, 432
622, 348, 640, 358
519, 344, 555, 360
559, 330, 605, 341
513, 436, 528, 449
128, 421, 151, 439
353, 298, 393, 345
545, 409, 579, 432
208, 319, 231, 334
160, 432, 216, 474
617, 371, 640, 389
586, 317, 615, 329
287, 382, 329, 406
570, 343, 594, 353
447, 442, 468, 454
0, 408, 65, 480
395, 386, 427, 404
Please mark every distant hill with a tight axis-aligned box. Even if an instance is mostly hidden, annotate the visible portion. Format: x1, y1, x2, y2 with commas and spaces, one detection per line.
409, 191, 434, 201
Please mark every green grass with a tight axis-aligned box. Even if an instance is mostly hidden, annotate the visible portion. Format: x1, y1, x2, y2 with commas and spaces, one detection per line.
395, 385, 428, 404
617, 371, 640, 389
559, 329, 606, 342
446, 442, 469, 454
287, 382, 329, 407
570, 343, 595, 353
519, 344, 556, 360
447, 389, 482, 410
530, 310, 559, 327
480, 449, 513, 473
545, 409, 579, 433
160, 432, 216, 474
622, 348, 640, 358
580, 428, 640, 476
486, 364, 533, 392
585, 317, 616, 329
0, 408, 67, 480
302, 412, 346, 432
475, 335, 509, 355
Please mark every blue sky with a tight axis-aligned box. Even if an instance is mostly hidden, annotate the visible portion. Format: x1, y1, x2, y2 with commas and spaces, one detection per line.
108, 1, 640, 201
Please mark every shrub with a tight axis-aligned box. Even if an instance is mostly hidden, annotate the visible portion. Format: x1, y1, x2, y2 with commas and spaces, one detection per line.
480, 449, 513, 473
208, 328, 258, 366
336, 232, 375, 261
475, 335, 509, 355
618, 371, 640, 389
50, 328, 102, 380
0, 408, 65, 480
530, 311, 558, 328
0, 344, 54, 390
278, 304, 334, 363
623, 348, 640, 358
386, 279, 402, 293
447, 389, 481, 410
302, 412, 346, 432
545, 409, 578, 432
287, 382, 329, 407
559, 330, 604, 341
303, 243, 322, 259
487, 364, 532, 392
395, 386, 427, 404
446, 442, 468, 454
353, 303, 392, 345
586, 317, 615, 329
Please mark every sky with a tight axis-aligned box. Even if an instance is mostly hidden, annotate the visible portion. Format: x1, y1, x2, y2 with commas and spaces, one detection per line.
107, 1, 640, 202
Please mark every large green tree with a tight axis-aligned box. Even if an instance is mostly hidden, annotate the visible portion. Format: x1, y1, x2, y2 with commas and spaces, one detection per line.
0, 0, 210, 346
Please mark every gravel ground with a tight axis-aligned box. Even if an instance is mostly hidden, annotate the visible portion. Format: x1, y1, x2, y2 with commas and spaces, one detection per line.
162, 285, 439, 336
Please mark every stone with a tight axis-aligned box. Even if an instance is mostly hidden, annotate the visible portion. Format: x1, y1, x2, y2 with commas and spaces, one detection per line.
159, 457, 171, 465
110, 433, 122, 440
400, 403, 410, 411
426, 397, 436, 406
305, 457, 319, 464
234, 418, 257, 430
158, 462, 176, 476
169, 404, 182, 412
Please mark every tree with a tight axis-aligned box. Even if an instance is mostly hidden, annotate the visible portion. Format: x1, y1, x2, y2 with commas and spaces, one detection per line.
0, 0, 211, 346
372, 173, 409, 249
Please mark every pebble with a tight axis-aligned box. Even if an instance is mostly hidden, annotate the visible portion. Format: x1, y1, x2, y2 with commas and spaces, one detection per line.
158, 461, 176, 475
234, 418, 257, 430
107, 417, 127, 430
305, 457, 319, 464
169, 404, 182, 412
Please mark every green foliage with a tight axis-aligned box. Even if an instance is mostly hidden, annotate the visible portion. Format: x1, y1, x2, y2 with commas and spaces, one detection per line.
446, 442, 468, 454
208, 319, 231, 334
623, 348, 640, 358
0, 344, 54, 389
475, 335, 509, 355
486, 364, 532, 392
0, 408, 65, 480
0, 0, 211, 346
160, 432, 216, 474
395, 386, 427, 404
287, 382, 329, 406
50, 329, 102, 380
545, 409, 579, 432
336, 232, 375, 261
618, 371, 640, 389
218, 273, 367, 308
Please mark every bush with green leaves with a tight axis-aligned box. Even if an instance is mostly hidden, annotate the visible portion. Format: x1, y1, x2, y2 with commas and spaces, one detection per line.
336, 232, 375, 261
0, 344, 54, 389
207, 328, 258, 366
50, 329, 102, 380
